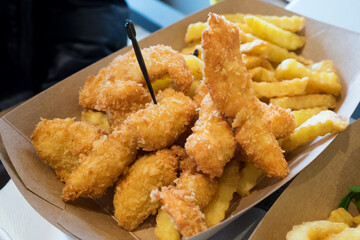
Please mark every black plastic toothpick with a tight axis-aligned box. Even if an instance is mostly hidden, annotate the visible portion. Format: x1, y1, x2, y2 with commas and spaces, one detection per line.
125, 20, 157, 104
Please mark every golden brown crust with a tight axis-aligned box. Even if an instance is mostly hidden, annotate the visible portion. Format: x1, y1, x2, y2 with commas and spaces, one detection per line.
31, 118, 105, 182
62, 124, 137, 201
124, 88, 196, 151
113, 148, 179, 231
185, 94, 236, 178
203, 13, 288, 178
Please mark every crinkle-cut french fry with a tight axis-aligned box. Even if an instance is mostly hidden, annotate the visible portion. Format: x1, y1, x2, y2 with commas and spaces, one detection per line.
223, 13, 246, 23
234, 23, 253, 34
279, 110, 349, 152
258, 15, 305, 32
181, 41, 201, 55
155, 209, 181, 240
244, 16, 305, 50
151, 74, 173, 93
204, 160, 240, 227
186, 80, 201, 98
185, 22, 207, 43
292, 107, 328, 127
224, 14, 305, 32
184, 55, 204, 80
265, 42, 312, 64
237, 162, 264, 197
275, 59, 341, 94
238, 29, 257, 43
81, 109, 109, 132
252, 77, 308, 98
261, 59, 274, 71
249, 67, 277, 82
270, 94, 337, 110
327, 208, 355, 227
242, 54, 263, 69
240, 39, 268, 57
310, 60, 336, 73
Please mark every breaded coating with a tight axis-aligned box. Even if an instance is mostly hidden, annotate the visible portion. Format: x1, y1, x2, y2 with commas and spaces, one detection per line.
95, 79, 151, 128
261, 102, 296, 139
175, 171, 217, 209
62, 124, 137, 201
125, 88, 196, 151
31, 118, 105, 182
193, 81, 208, 107
152, 187, 207, 238
79, 45, 193, 109
113, 147, 179, 231
185, 94, 235, 178
202, 13, 288, 178
202, 14, 251, 118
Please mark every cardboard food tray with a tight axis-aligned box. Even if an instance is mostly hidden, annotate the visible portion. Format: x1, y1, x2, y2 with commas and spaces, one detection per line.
1, 0, 360, 239
249, 118, 360, 240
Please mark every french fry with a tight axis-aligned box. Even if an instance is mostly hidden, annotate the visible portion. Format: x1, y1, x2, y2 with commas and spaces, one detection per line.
238, 29, 257, 43
224, 14, 305, 32
240, 39, 268, 57
258, 15, 305, 32
237, 162, 264, 197
151, 74, 173, 92
292, 107, 328, 127
204, 160, 240, 227
242, 54, 264, 69
270, 94, 337, 110
249, 67, 277, 82
81, 109, 109, 132
279, 110, 349, 152
155, 209, 181, 240
185, 22, 207, 43
310, 60, 336, 73
252, 77, 308, 98
265, 42, 312, 64
244, 16, 305, 50
260, 59, 274, 71
327, 208, 355, 227
184, 55, 204, 80
275, 58, 341, 94
354, 216, 360, 226
181, 41, 201, 55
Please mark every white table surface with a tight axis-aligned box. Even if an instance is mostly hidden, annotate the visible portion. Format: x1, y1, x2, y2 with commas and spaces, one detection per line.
1, 1, 359, 239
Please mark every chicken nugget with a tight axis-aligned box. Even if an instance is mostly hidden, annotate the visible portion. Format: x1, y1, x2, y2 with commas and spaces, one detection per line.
62, 124, 137, 201
31, 118, 105, 182
113, 147, 179, 231
185, 94, 235, 178
79, 45, 194, 109
125, 88, 196, 151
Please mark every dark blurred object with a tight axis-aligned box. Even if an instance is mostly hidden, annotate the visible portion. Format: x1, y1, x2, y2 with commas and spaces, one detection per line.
0, 0, 129, 188
0, 0, 129, 111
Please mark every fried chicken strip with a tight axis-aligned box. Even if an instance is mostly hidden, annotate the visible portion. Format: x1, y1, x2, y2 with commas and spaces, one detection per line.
79, 45, 194, 109
185, 94, 235, 178
95, 79, 151, 129
125, 88, 196, 151
113, 147, 179, 231
261, 103, 296, 139
202, 13, 288, 178
152, 187, 207, 238
62, 124, 137, 201
31, 118, 105, 182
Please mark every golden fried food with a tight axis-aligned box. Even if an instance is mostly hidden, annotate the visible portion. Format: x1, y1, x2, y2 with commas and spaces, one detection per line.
125, 88, 196, 151
185, 94, 236, 178
81, 109, 110, 132
261, 103, 296, 139
152, 186, 207, 238
203, 13, 288, 178
62, 124, 137, 201
79, 45, 194, 109
286, 221, 348, 240
155, 209, 181, 240
113, 147, 179, 231
204, 160, 240, 227
193, 81, 208, 107
95, 79, 151, 128
31, 118, 105, 182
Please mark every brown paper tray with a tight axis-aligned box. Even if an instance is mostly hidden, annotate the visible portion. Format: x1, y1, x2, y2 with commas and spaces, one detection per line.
1, 0, 360, 239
